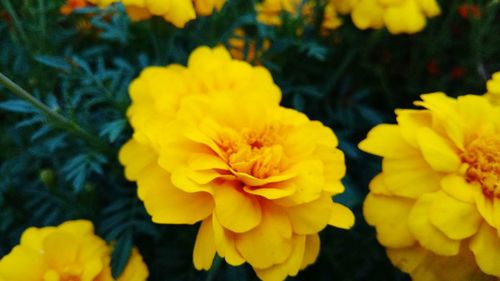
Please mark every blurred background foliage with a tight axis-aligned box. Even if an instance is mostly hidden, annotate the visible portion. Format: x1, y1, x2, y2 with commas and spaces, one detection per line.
0, 0, 499, 280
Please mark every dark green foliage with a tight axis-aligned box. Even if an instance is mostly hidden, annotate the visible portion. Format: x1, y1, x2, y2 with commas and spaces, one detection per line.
0, 0, 499, 280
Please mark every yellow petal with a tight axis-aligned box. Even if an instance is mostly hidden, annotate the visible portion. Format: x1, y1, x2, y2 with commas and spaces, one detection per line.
407, 193, 460, 256
286, 194, 333, 235
428, 191, 482, 240
300, 234, 320, 270
212, 216, 244, 266
363, 193, 416, 248
235, 203, 292, 269
254, 235, 306, 281
170, 166, 217, 194
382, 157, 441, 198
117, 248, 149, 281
395, 109, 433, 147
43, 232, 79, 269
0, 246, 46, 280
494, 199, 500, 237
243, 181, 296, 200
137, 163, 213, 224
358, 124, 418, 158
119, 139, 157, 181
475, 191, 495, 227
470, 223, 500, 277
329, 202, 355, 230
214, 184, 262, 233
440, 174, 477, 203
386, 245, 427, 275
417, 127, 461, 172
193, 218, 216, 270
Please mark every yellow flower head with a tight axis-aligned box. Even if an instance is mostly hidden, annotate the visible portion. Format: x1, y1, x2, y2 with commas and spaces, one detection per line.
360, 93, 500, 280
321, 0, 358, 32
228, 29, 270, 63
0, 220, 148, 281
88, 0, 226, 27
485, 72, 500, 106
351, 0, 441, 34
119, 46, 354, 280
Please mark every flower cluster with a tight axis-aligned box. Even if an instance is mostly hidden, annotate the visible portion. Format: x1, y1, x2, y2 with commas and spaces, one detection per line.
0, 220, 148, 281
350, 0, 441, 34
228, 29, 270, 63
119, 46, 354, 280
88, 0, 226, 27
60, 0, 91, 15
360, 90, 500, 280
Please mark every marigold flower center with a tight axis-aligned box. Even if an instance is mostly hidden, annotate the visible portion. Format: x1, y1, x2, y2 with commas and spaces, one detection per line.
216, 125, 287, 179
462, 135, 500, 199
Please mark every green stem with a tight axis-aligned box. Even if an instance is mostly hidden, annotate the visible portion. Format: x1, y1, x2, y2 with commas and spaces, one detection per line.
205, 256, 223, 281
1, 0, 30, 47
0, 72, 100, 146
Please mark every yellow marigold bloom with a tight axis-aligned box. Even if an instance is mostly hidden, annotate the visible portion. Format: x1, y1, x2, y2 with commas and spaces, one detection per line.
119, 46, 354, 281
485, 72, 500, 106
0, 220, 148, 281
321, 0, 358, 32
60, 0, 91, 15
360, 93, 500, 281
351, 0, 440, 34
88, 0, 226, 27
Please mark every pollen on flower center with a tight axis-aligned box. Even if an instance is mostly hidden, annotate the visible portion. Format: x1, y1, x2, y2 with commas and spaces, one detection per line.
461, 135, 500, 199
215, 125, 287, 179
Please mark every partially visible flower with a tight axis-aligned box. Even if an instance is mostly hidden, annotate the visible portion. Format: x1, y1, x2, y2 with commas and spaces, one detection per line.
485, 72, 500, 106
256, 0, 313, 27
88, 0, 226, 27
351, 0, 441, 34
360, 92, 500, 280
0, 220, 148, 281
119, 46, 354, 281
321, 0, 358, 32
60, 0, 91, 15
228, 29, 270, 63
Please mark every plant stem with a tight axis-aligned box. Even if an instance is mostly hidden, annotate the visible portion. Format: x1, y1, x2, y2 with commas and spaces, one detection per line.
205, 256, 223, 281
0, 72, 100, 146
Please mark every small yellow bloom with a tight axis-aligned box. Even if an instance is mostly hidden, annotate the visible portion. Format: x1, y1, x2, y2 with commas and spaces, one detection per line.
228, 29, 270, 63
351, 0, 440, 34
88, 0, 226, 27
485, 72, 500, 106
119, 46, 354, 281
360, 92, 500, 280
256, 0, 313, 27
0, 220, 148, 281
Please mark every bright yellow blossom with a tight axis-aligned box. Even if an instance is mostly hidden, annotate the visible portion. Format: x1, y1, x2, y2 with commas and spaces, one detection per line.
256, 0, 313, 27
485, 72, 500, 106
119, 46, 354, 281
351, 0, 440, 34
0, 220, 148, 281
88, 0, 226, 27
360, 92, 500, 280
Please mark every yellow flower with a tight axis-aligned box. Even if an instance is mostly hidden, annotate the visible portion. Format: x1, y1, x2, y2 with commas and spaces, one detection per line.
485, 72, 500, 106
0, 220, 148, 281
256, 0, 313, 27
360, 93, 500, 280
321, 0, 358, 32
351, 0, 440, 34
119, 46, 354, 281
88, 0, 226, 27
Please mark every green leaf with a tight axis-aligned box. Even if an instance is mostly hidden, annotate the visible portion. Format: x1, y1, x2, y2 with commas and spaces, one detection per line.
0, 100, 38, 113
34, 55, 71, 72
111, 232, 133, 279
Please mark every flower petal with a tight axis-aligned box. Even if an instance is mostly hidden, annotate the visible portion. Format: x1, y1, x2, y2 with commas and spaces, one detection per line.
235, 203, 292, 269
254, 235, 306, 281
243, 181, 296, 200
408, 193, 460, 256
417, 127, 461, 172
358, 124, 418, 158
470, 222, 500, 277
300, 234, 320, 270
429, 191, 482, 240
193, 218, 216, 270
329, 202, 355, 230
137, 163, 214, 224
212, 217, 244, 266
119, 139, 157, 181
363, 193, 416, 248
214, 184, 262, 233
440, 174, 477, 203
286, 194, 333, 235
